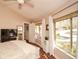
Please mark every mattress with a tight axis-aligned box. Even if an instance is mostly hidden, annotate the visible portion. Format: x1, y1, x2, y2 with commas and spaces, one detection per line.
0, 40, 40, 59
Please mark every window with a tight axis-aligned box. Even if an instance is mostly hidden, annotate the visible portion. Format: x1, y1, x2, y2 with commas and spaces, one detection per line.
55, 16, 78, 57
72, 17, 78, 56
35, 25, 42, 39
35, 25, 40, 34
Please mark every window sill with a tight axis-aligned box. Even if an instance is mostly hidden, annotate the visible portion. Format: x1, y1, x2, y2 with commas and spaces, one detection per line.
55, 47, 75, 59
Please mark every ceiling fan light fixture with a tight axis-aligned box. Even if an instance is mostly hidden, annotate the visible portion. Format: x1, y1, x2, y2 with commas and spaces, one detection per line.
17, 0, 24, 4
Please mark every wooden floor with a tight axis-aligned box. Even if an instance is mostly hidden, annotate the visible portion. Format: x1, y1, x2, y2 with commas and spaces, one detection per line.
39, 48, 56, 59
26, 41, 56, 59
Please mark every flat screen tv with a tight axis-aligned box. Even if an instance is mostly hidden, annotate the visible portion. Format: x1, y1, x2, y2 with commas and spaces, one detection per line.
1, 29, 17, 42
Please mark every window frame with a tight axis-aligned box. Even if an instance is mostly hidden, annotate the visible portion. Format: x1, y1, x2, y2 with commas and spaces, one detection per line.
54, 11, 78, 57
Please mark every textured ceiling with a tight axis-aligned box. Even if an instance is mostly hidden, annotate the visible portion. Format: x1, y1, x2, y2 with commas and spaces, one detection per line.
0, 0, 77, 22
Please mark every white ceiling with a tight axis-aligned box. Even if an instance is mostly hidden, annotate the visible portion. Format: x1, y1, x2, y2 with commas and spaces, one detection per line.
0, 0, 77, 22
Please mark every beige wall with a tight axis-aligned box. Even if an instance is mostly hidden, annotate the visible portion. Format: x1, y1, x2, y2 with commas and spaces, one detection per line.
29, 23, 35, 43
0, 3, 29, 40
0, 4, 29, 29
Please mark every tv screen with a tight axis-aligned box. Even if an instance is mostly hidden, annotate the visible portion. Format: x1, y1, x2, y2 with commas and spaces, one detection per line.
1, 29, 8, 36
1, 29, 17, 37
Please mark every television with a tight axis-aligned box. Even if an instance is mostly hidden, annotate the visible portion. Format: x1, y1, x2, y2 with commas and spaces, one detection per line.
1, 29, 17, 42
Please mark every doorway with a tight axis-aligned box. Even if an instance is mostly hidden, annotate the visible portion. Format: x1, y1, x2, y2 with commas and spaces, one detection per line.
24, 23, 29, 42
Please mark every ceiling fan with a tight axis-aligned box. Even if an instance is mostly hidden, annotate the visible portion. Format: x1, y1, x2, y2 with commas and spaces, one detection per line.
3, 0, 34, 9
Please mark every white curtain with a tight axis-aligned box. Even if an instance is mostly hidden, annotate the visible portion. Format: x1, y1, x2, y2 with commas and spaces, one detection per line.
41, 18, 46, 51
48, 16, 55, 55
77, 18, 79, 59
41, 16, 55, 54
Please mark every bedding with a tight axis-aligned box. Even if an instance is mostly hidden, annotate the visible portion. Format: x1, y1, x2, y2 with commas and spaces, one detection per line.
0, 40, 40, 59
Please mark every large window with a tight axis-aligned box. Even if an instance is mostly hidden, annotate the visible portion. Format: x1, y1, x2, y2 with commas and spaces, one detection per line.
55, 16, 78, 57
35, 25, 42, 39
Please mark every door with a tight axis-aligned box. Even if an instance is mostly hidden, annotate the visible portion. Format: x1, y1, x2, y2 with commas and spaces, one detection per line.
24, 23, 29, 42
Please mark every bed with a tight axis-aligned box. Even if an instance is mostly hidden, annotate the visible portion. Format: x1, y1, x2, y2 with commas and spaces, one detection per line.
0, 40, 40, 59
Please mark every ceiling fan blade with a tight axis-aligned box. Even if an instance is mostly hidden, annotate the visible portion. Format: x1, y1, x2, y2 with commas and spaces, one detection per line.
3, 0, 17, 1
24, 3, 34, 8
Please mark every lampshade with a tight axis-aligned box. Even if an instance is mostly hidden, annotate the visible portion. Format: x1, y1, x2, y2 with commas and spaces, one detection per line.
17, 0, 24, 4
